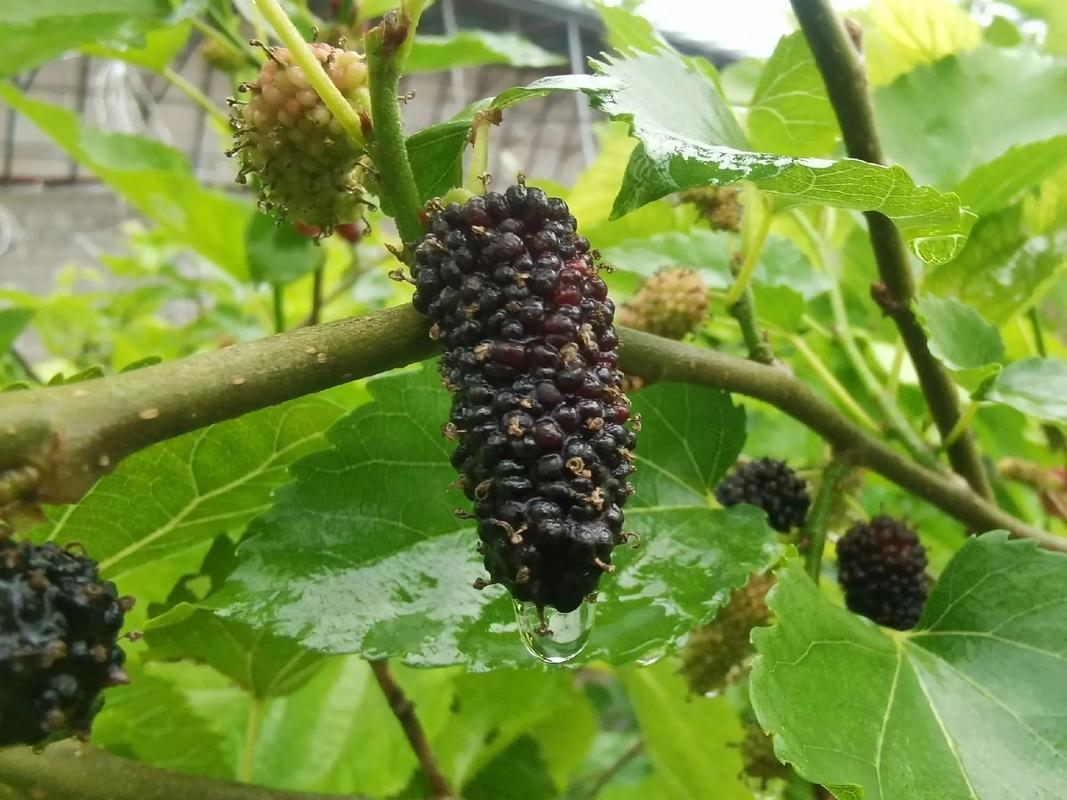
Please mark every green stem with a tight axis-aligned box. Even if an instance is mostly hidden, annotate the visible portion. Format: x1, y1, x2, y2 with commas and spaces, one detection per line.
308, 268, 324, 326
942, 399, 980, 451
789, 334, 879, 431
241, 698, 264, 783
272, 284, 286, 333
464, 113, 493, 195
886, 339, 905, 398
729, 284, 774, 364
254, 0, 365, 148
790, 0, 993, 501
364, 8, 426, 247
804, 456, 853, 583
191, 17, 259, 69
161, 66, 228, 129
722, 208, 771, 308
1028, 307, 1048, 357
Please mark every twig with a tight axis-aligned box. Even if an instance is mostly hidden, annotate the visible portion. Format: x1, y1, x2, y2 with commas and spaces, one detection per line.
307, 269, 325, 326
364, 5, 428, 247
803, 456, 853, 583
579, 739, 644, 800
368, 660, 453, 799
0, 741, 367, 800
161, 66, 228, 130
788, 334, 878, 431
10, 349, 41, 385
0, 309, 1060, 550
272, 284, 286, 333
790, 0, 993, 501
241, 698, 264, 783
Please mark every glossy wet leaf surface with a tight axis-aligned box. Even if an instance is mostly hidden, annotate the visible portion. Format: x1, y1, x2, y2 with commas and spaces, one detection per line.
751, 533, 1067, 800
210, 364, 777, 669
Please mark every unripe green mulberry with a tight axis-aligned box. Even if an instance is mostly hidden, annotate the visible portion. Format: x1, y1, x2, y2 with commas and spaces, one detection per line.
229, 43, 369, 232
617, 269, 709, 340
681, 573, 774, 695
739, 722, 792, 787
680, 187, 742, 232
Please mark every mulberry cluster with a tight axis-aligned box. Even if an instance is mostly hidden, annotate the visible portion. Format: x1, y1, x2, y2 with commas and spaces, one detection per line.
715, 459, 810, 533
681, 573, 774, 695
229, 43, 369, 232
411, 184, 638, 615
617, 269, 709, 340
0, 536, 132, 746
836, 516, 929, 630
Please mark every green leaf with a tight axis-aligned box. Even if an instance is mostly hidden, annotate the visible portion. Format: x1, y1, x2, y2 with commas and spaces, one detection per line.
914, 296, 1005, 389
591, 51, 976, 265
0, 307, 33, 352
875, 47, 1067, 213
751, 535, 1067, 800
82, 21, 190, 71
984, 16, 1024, 48
145, 604, 325, 698
406, 31, 564, 73
0, 85, 251, 279
32, 395, 351, 579
91, 671, 233, 779
0, 0, 171, 78
859, 0, 982, 87
594, 2, 669, 55
407, 120, 469, 202
210, 364, 776, 669
988, 357, 1067, 426
923, 205, 1066, 324
245, 212, 325, 286
748, 31, 839, 157
621, 661, 752, 799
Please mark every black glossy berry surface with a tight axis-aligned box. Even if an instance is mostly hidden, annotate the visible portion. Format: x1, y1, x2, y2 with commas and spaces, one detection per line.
412, 186, 637, 613
714, 458, 810, 533
836, 516, 928, 630
0, 537, 131, 746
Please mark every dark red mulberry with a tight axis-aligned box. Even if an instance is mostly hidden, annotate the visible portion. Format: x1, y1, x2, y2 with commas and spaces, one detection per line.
715, 458, 810, 533
412, 186, 637, 613
836, 516, 929, 630
0, 535, 132, 746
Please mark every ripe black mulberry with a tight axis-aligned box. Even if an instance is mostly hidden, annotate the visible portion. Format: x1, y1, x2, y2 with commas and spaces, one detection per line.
715, 458, 810, 533
411, 184, 638, 615
836, 516, 928, 630
0, 536, 132, 746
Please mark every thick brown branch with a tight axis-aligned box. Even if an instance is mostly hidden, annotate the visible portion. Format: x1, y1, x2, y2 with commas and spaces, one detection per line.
0, 306, 1060, 551
789, 0, 993, 501
369, 660, 454, 799
0, 741, 366, 800
0, 305, 434, 504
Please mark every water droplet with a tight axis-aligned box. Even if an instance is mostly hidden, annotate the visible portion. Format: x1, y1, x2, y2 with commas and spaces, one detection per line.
514, 599, 595, 664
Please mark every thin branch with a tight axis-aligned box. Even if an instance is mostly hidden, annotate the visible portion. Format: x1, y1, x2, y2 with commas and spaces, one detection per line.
364, 6, 427, 247
368, 660, 453, 799
0, 305, 435, 504
0, 741, 367, 800
161, 66, 228, 130
789, 0, 993, 501
308, 269, 325, 327
803, 456, 854, 583
0, 308, 1060, 550
10, 349, 41, 385
579, 739, 644, 800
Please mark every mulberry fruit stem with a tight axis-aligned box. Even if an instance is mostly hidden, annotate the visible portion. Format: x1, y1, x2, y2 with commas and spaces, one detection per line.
365, 5, 428, 247
464, 110, 499, 196
254, 0, 366, 149
161, 66, 228, 129
802, 456, 854, 583
721, 186, 771, 308
788, 333, 879, 431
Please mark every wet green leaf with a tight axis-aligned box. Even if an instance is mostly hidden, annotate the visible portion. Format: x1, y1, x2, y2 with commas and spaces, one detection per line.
246, 212, 325, 286
210, 364, 776, 669
0, 308, 33, 353
751, 534, 1067, 799
591, 51, 975, 265
915, 296, 1004, 390
32, 395, 353, 579
407, 120, 470, 202
82, 21, 190, 71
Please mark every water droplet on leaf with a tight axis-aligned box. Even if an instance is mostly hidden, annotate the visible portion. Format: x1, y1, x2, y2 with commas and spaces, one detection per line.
514, 599, 595, 664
